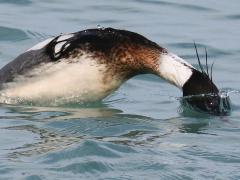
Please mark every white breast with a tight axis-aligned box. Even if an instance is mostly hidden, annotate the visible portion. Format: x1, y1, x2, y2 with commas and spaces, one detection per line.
0, 56, 122, 105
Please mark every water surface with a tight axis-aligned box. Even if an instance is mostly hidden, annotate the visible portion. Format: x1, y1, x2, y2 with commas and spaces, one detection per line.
0, 0, 240, 179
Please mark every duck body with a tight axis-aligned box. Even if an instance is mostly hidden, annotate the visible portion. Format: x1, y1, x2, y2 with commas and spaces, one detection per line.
0, 28, 193, 103
0, 27, 229, 114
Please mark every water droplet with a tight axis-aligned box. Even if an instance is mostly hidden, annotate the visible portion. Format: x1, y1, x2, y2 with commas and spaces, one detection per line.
97, 24, 105, 30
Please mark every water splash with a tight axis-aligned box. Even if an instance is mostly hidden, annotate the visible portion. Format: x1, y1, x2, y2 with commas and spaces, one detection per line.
0, 92, 105, 108
97, 24, 105, 30
0, 87, 235, 116
225, 89, 240, 96
180, 90, 231, 116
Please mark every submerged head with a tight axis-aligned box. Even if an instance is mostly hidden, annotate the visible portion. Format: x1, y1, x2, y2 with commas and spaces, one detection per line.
181, 44, 231, 115
182, 69, 231, 115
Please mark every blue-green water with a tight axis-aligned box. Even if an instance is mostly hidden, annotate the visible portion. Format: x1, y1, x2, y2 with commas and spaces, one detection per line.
0, 0, 240, 179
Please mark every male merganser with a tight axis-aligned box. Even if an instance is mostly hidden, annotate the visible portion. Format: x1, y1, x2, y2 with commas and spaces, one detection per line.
0, 27, 230, 114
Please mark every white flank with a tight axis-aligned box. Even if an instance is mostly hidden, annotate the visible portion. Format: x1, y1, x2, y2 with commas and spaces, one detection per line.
27, 37, 54, 51
158, 52, 194, 88
0, 56, 123, 104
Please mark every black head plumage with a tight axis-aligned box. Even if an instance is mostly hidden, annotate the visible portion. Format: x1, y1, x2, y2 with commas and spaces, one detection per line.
182, 42, 231, 115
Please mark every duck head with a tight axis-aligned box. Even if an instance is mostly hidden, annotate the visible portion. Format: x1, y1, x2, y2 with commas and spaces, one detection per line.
182, 69, 231, 115
146, 47, 231, 115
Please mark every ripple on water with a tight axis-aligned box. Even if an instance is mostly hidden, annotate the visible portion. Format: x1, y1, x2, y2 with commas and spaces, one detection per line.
42, 140, 137, 176
25, 175, 43, 180
0, 26, 29, 42
0, 0, 32, 5
0, 0, 239, 179
224, 14, 240, 20
43, 140, 126, 163
133, 0, 215, 12
169, 42, 232, 59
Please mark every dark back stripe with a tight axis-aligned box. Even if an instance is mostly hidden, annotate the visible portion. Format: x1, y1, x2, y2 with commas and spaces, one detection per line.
45, 28, 162, 61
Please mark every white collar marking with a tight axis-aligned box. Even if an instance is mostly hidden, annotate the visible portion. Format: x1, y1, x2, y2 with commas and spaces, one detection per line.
158, 52, 194, 88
